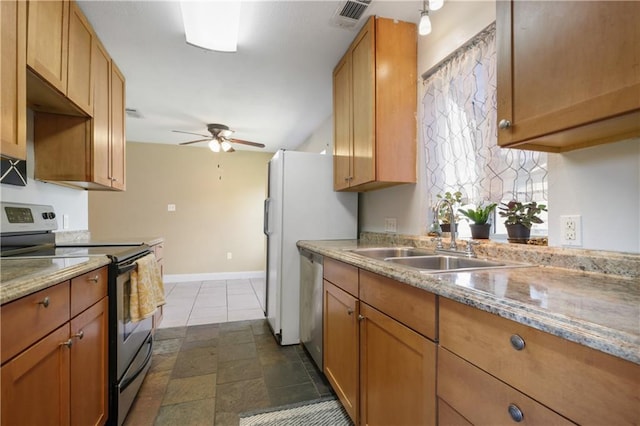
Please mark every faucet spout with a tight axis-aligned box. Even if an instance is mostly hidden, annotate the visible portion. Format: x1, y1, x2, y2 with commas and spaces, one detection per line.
433, 199, 457, 250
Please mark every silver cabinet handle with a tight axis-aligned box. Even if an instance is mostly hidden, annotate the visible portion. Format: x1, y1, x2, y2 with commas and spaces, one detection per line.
510, 334, 526, 351
60, 339, 73, 348
508, 404, 524, 422
87, 275, 100, 283
498, 119, 512, 129
72, 331, 84, 340
347, 308, 354, 315
37, 297, 50, 308
357, 314, 365, 321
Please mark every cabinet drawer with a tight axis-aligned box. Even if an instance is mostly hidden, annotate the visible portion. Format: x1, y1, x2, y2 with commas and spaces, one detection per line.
359, 270, 436, 340
70, 266, 108, 317
323, 257, 358, 297
438, 347, 574, 425
439, 298, 640, 425
1, 281, 70, 364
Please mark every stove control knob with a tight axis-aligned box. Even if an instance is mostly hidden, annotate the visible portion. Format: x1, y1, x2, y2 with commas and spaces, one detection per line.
42, 213, 49, 219
48, 212, 56, 219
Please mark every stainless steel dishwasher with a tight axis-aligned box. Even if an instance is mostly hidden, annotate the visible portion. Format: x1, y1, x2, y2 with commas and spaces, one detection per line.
299, 248, 324, 370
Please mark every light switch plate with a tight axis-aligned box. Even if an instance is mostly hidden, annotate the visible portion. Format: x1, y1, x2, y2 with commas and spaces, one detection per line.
167, 204, 176, 212
384, 217, 397, 233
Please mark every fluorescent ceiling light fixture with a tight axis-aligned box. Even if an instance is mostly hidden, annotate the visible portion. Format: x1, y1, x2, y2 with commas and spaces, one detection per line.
180, 1, 241, 52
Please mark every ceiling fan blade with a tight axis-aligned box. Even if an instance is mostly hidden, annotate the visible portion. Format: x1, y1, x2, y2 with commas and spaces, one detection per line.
172, 130, 211, 138
178, 138, 212, 145
229, 138, 266, 148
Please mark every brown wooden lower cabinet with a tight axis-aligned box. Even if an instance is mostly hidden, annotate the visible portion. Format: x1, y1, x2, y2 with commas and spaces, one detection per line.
0, 267, 108, 426
323, 280, 359, 423
360, 303, 436, 426
1, 324, 71, 426
323, 258, 437, 425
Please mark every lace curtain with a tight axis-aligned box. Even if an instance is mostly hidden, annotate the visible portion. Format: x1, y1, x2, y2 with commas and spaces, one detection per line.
422, 24, 547, 234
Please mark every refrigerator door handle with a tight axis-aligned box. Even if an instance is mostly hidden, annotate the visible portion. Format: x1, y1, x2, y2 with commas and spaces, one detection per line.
263, 198, 271, 236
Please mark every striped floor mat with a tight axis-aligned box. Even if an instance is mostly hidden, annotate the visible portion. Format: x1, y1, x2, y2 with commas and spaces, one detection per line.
239, 398, 352, 426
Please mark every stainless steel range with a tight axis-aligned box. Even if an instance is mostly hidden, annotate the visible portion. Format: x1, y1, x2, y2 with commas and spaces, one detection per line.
1, 202, 154, 425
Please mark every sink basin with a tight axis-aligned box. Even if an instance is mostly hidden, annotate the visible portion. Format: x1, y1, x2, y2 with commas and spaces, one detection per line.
387, 255, 527, 273
349, 247, 433, 259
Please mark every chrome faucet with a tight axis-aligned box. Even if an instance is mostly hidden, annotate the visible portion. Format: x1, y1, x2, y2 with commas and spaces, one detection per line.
430, 199, 457, 250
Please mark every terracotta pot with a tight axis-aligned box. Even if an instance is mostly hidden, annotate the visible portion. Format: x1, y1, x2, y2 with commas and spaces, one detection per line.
469, 223, 491, 239
506, 223, 531, 241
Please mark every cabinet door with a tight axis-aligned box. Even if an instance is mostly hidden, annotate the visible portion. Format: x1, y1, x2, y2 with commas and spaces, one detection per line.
70, 298, 108, 426
67, 1, 93, 115
1, 0, 27, 160
110, 62, 126, 190
497, 1, 640, 151
359, 303, 436, 426
323, 280, 359, 424
1, 324, 71, 426
333, 55, 352, 191
91, 39, 112, 187
26, 0, 69, 94
350, 19, 375, 188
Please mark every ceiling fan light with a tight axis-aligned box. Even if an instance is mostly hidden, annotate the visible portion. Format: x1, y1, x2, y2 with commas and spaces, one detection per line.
221, 140, 233, 152
180, 1, 241, 52
209, 139, 221, 152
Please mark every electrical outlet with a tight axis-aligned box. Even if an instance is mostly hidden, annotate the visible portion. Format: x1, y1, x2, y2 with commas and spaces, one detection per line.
227, 252, 233, 260
384, 217, 397, 233
560, 215, 582, 246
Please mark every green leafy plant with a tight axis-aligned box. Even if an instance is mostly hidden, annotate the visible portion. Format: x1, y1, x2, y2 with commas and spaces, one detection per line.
436, 191, 463, 224
459, 202, 497, 225
498, 201, 547, 229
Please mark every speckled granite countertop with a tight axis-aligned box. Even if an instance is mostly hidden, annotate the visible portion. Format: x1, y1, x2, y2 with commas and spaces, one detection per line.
297, 239, 640, 365
0, 256, 111, 305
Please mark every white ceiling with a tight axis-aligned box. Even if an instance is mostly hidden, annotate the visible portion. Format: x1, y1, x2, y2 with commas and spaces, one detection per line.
77, 1, 423, 153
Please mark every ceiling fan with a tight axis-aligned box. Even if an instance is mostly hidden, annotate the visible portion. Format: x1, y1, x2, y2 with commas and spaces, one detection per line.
173, 124, 266, 153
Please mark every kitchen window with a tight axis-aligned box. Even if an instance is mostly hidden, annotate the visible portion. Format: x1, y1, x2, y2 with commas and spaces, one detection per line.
421, 23, 548, 239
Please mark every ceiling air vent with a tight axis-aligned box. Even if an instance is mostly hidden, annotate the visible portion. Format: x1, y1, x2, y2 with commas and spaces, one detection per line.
330, 0, 372, 29
125, 108, 144, 119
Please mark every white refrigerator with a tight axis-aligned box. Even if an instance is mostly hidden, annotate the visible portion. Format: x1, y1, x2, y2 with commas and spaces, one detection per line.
263, 150, 357, 345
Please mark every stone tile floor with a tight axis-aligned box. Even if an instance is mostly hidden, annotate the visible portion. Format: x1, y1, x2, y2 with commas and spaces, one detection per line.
123, 319, 333, 426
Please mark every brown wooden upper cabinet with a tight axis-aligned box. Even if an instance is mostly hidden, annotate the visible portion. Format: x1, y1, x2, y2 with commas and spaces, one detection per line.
26, 0, 94, 117
496, 1, 640, 152
333, 16, 417, 192
1, 1, 27, 160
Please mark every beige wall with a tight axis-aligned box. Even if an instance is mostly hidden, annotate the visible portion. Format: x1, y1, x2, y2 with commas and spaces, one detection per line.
89, 142, 274, 274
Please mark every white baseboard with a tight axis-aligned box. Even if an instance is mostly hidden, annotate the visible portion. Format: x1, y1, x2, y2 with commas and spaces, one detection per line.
163, 270, 265, 283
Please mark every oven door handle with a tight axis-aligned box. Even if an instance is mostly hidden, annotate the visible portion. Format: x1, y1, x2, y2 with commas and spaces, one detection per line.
117, 263, 138, 275
120, 335, 153, 391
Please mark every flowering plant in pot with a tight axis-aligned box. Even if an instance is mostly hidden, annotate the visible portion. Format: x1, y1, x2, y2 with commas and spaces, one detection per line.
498, 200, 547, 240
436, 191, 463, 232
459, 202, 497, 239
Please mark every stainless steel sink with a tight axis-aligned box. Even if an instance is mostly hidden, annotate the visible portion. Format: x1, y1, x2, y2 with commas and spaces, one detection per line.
349, 247, 433, 259
387, 255, 528, 273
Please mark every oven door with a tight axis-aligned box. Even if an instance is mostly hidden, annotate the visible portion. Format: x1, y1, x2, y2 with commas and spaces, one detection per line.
116, 263, 153, 380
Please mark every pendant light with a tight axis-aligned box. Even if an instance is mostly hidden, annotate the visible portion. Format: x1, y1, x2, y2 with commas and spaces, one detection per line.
429, 0, 444, 12
419, 1, 432, 36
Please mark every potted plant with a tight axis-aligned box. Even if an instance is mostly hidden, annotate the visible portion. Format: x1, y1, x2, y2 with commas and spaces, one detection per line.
436, 191, 463, 233
459, 202, 497, 239
498, 200, 547, 241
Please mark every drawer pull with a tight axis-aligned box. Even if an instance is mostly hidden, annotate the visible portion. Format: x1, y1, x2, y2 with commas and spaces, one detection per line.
87, 275, 100, 283
72, 331, 84, 340
507, 403, 524, 422
60, 339, 73, 349
510, 334, 526, 351
37, 297, 50, 308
